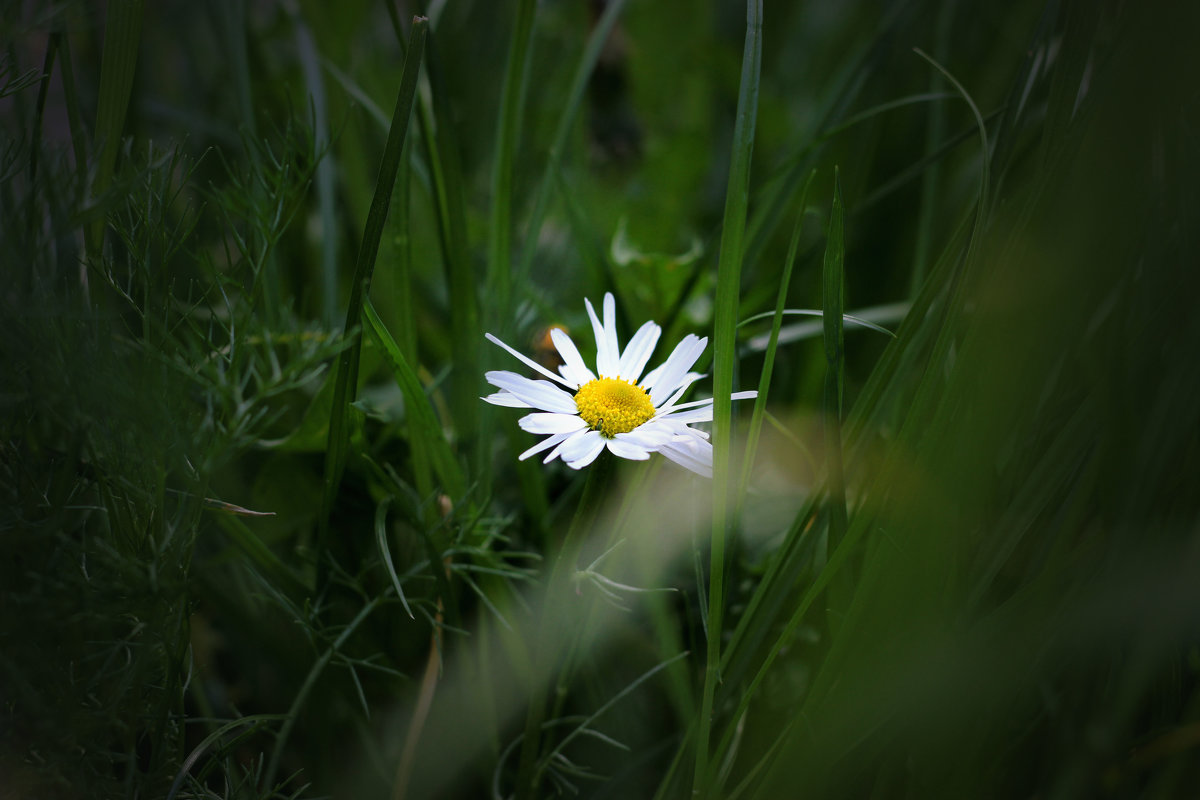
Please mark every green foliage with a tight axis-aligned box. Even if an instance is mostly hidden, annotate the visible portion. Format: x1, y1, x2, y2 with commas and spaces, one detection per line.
2, 0, 1198, 798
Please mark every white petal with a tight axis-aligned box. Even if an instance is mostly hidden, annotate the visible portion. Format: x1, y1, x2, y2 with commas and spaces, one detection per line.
485, 332, 574, 388
482, 391, 531, 408
639, 363, 664, 392
486, 371, 578, 414
617, 321, 660, 383
601, 293, 620, 375
583, 296, 613, 378
519, 432, 572, 461
649, 419, 708, 440
614, 424, 674, 449
658, 405, 713, 425
518, 412, 589, 434
550, 327, 596, 387
606, 437, 650, 460
664, 390, 757, 413
585, 293, 621, 377
657, 437, 713, 478
544, 429, 586, 464
648, 335, 708, 406
654, 372, 703, 412
561, 429, 606, 469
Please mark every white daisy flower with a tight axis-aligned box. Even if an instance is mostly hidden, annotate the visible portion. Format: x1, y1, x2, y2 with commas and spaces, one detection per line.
482, 292, 756, 478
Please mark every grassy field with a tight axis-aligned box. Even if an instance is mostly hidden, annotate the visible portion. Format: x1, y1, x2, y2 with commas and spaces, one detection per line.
2, 0, 1199, 797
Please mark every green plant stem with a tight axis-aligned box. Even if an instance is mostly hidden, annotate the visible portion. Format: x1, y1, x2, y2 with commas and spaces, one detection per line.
514, 453, 616, 800
696, 0, 761, 795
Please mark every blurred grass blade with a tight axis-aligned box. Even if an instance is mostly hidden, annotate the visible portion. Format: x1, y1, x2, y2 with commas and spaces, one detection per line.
737, 169, 816, 505
910, 2, 954, 295
822, 167, 850, 630
286, 2, 339, 327
512, 0, 628, 291
319, 16, 428, 589
478, 0, 538, 492
54, 32, 90, 185
86, 0, 144, 257
697, 0, 761, 794
486, 0, 537, 323
537, 652, 690, 786
912, 48, 990, 261
29, 32, 58, 185
413, 22, 481, 441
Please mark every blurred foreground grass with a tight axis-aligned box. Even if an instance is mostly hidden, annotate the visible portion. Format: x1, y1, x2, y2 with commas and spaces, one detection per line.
2, 0, 1198, 797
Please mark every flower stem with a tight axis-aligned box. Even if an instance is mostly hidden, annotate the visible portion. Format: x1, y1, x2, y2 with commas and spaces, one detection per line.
514, 453, 616, 799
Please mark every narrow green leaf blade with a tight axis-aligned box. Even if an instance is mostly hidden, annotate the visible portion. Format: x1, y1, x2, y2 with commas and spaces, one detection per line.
697, 0, 762, 794
320, 16, 428, 588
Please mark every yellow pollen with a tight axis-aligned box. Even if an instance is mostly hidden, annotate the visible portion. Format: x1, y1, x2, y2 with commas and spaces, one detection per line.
574, 377, 655, 438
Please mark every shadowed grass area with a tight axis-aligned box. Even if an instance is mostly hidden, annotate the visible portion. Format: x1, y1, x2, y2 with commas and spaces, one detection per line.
2, 0, 1198, 797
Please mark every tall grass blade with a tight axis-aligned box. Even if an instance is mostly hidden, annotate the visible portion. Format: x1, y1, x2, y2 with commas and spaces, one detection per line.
319, 16, 428, 590
287, 3, 339, 327
414, 20, 481, 442
909, 1, 955, 296
696, 0, 761, 794
486, 0, 537, 325
479, 0, 538, 493
512, 0, 628, 291
86, 0, 144, 257
363, 297, 465, 501
821, 168, 848, 607
737, 169, 816, 505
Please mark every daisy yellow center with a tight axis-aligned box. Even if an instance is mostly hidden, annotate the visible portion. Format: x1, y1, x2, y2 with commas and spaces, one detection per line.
574, 377, 655, 438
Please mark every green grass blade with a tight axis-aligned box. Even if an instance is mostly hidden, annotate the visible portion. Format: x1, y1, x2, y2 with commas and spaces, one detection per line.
416, 24, 481, 442
86, 0, 144, 257
264, 591, 390, 789
392, 134, 418, 365
536, 652, 690, 786
319, 16, 428, 590
375, 496, 415, 619
478, 0, 538, 491
912, 48, 990, 265
512, 0, 628, 292
486, 0, 537, 324
696, 0, 762, 794
363, 297, 465, 501
29, 32, 58, 186
166, 714, 287, 800
214, 515, 309, 602
53, 32, 90, 186
822, 167, 850, 632
739, 307, 902, 347
286, 3, 339, 327
737, 169, 816, 506
909, 2, 954, 295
